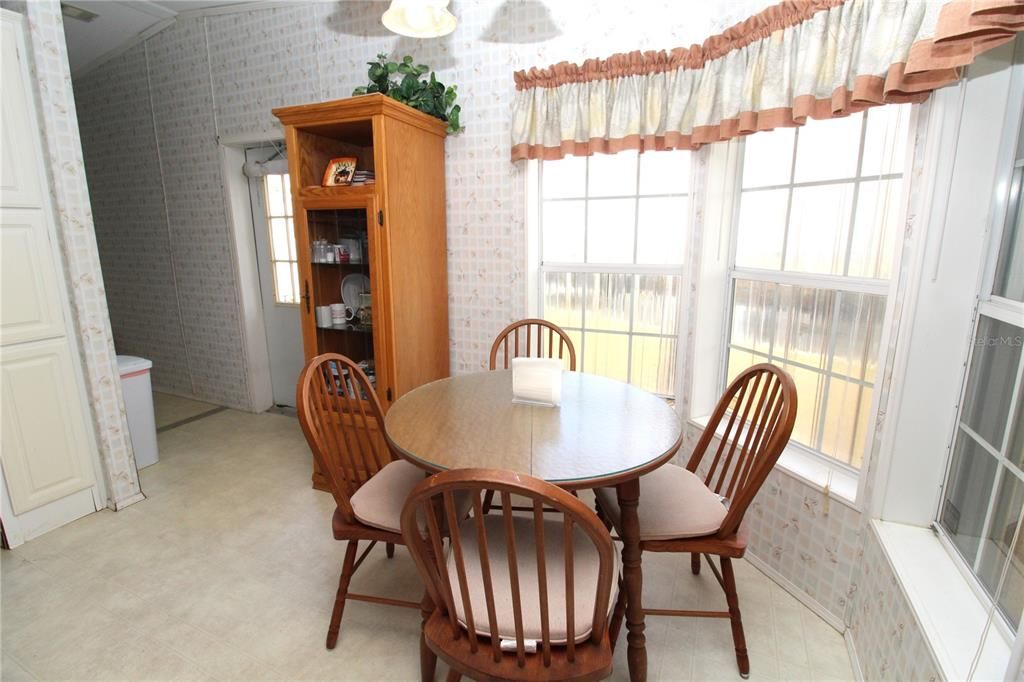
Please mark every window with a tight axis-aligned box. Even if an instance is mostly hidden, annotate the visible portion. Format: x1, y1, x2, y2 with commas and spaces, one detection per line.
263, 173, 299, 304
726, 106, 911, 469
534, 150, 691, 397
939, 117, 1024, 630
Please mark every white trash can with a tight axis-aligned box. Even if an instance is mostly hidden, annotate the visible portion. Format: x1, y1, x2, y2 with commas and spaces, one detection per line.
117, 355, 159, 469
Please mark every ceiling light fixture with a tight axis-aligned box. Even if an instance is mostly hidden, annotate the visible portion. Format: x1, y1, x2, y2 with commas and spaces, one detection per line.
382, 0, 457, 38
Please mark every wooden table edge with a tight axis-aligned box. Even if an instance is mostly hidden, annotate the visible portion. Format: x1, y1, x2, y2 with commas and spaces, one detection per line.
384, 411, 685, 491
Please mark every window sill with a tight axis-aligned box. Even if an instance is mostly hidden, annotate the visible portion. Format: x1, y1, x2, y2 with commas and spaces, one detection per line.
687, 416, 859, 509
873, 519, 1011, 681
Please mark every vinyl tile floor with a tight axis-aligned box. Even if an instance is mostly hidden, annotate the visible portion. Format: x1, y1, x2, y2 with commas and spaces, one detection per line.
0, 409, 855, 681
152, 392, 221, 430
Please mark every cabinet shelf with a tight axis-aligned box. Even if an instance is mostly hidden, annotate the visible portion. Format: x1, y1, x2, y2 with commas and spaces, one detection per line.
311, 260, 368, 267
299, 184, 376, 201
318, 324, 373, 334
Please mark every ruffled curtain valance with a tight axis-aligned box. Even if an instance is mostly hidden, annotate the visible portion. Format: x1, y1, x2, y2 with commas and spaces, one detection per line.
510, 0, 1024, 161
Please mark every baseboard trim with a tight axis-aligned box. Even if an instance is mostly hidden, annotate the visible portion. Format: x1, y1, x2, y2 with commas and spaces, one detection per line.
112, 491, 146, 511
844, 629, 865, 682
744, 552, 846, 633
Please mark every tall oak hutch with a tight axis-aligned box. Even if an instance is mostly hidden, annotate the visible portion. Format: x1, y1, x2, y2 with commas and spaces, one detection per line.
273, 94, 450, 491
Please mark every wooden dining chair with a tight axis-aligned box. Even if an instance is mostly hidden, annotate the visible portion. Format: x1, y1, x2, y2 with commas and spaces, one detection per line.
485, 319, 578, 514
402, 468, 626, 682
594, 363, 797, 679
296, 352, 423, 649
489, 318, 577, 371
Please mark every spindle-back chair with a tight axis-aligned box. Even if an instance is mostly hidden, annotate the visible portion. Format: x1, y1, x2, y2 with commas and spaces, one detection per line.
595, 363, 797, 678
296, 353, 422, 649
489, 319, 577, 371
402, 469, 625, 682
485, 319, 579, 513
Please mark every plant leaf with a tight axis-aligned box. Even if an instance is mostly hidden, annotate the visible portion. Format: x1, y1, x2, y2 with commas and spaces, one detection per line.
355, 53, 463, 134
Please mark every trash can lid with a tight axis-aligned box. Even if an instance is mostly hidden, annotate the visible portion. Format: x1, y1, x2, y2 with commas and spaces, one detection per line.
116, 355, 152, 376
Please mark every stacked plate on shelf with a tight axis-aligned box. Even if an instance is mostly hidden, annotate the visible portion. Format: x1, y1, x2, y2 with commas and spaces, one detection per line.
350, 170, 375, 186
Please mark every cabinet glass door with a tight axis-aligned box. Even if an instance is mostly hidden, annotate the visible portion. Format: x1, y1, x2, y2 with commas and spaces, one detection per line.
307, 206, 379, 397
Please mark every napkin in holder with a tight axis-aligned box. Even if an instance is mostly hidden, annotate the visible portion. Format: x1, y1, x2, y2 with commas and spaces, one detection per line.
511, 357, 562, 407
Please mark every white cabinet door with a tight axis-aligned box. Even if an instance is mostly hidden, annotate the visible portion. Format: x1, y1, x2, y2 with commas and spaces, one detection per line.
0, 16, 41, 208
1, 208, 66, 345
0, 339, 95, 514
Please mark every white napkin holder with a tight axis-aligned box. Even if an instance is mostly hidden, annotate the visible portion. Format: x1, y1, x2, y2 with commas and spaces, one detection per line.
511, 357, 562, 407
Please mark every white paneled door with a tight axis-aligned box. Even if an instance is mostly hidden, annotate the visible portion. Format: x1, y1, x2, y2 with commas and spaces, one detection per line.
1, 340, 95, 513
1, 208, 66, 345
0, 16, 40, 209
0, 10, 100, 544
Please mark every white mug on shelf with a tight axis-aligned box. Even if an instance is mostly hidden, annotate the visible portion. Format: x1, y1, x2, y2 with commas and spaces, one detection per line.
315, 306, 332, 328
330, 303, 355, 326
329, 303, 346, 325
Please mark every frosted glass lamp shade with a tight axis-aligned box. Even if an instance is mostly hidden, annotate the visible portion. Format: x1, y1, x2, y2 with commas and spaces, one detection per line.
382, 0, 457, 38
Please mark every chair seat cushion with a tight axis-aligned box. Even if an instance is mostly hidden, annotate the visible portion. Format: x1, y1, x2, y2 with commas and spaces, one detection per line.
447, 515, 619, 645
350, 459, 426, 533
594, 465, 727, 541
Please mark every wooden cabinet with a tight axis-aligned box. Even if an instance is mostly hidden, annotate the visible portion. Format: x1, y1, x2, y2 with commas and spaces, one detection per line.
273, 94, 450, 491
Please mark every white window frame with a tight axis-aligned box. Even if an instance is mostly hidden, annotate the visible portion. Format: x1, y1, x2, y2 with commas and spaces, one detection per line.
931, 42, 1024, 640
526, 155, 691, 399
707, 110, 916, 503
864, 39, 1024, 682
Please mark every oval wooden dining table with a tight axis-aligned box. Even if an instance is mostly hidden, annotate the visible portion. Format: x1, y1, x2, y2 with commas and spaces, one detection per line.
384, 369, 683, 682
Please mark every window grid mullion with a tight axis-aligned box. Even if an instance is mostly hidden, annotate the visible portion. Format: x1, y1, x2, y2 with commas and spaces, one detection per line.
537, 163, 546, 316
814, 292, 842, 455
997, 350, 1024, 457
778, 127, 801, 272
544, 191, 688, 202
974, 463, 1006, 574
580, 158, 591, 371
725, 342, 876, 390
741, 172, 901, 193
583, 158, 591, 265
625, 157, 643, 384
730, 267, 890, 295
579, 273, 587, 371
841, 114, 870, 277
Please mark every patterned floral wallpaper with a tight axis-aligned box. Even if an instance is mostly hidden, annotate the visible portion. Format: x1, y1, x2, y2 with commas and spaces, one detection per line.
71, 0, 945, 675
73, 43, 192, 397
679, 424, 862, 622
848, 524, 941, 681
74, 0, 774, 397
16, 0, 143, 508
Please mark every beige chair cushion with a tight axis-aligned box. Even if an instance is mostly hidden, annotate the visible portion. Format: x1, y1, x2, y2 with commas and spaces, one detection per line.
594, 465, 727, 541
446, 515, 618, 646
350, 459, 426, 533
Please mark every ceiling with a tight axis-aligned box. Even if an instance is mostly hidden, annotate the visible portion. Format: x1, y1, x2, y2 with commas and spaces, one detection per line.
61, 0, 257, 76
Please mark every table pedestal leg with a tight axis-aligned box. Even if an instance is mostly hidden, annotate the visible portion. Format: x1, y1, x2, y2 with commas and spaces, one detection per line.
617, 478, 646, 682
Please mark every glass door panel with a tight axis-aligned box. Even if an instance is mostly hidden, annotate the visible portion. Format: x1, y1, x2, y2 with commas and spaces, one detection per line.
307, 207, 378, 395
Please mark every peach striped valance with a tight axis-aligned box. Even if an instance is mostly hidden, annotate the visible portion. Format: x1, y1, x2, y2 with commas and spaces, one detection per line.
510, 0, 1024, 161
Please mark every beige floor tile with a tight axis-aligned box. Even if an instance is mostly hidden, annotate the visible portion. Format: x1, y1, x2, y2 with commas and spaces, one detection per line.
0, 408, 855, 681
1, 654, 36, 681
153, 392, 219, 429
777, 657, 817, 681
